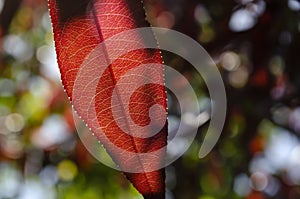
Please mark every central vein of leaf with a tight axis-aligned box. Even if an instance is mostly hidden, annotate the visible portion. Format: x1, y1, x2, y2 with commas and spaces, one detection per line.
90, 0, 154, 191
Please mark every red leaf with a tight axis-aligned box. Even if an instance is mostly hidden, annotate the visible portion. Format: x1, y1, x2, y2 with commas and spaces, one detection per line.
49, 0, 167, 198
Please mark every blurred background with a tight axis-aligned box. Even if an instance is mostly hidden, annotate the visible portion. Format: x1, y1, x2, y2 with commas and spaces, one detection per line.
0, 0, 300, 198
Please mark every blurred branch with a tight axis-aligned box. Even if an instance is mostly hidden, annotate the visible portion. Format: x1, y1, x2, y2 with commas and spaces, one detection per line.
0, 0, 22, 36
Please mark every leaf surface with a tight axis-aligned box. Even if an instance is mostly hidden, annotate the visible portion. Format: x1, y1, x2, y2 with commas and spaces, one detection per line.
49, 0, 167, 198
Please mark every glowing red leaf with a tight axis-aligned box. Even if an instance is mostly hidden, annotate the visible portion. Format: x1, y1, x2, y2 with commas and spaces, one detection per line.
49, 0, 167, 198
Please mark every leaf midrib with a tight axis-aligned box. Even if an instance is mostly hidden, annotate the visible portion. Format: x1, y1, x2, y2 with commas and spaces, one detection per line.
90, 0, 155, 194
